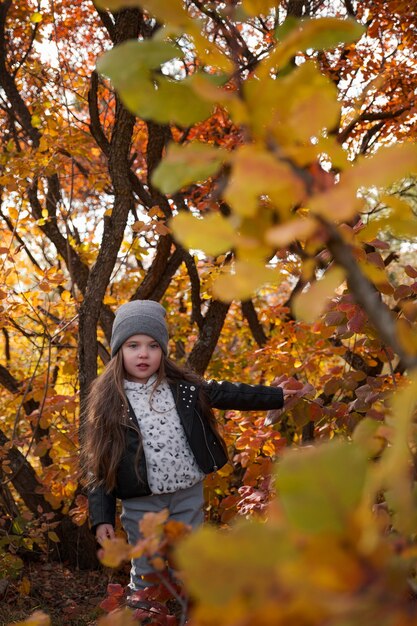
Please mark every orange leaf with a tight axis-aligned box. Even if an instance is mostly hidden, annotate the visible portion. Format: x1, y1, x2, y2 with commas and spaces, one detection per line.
99, 537, 131, 568
139, 508, 169, 537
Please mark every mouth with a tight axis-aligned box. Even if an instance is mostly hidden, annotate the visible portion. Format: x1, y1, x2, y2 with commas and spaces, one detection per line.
136, 363, 149, 369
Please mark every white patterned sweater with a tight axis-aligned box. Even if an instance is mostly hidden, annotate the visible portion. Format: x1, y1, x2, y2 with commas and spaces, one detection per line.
124, 375, 205, 494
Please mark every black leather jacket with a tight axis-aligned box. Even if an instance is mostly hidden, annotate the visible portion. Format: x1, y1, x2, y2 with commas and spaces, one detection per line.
88, 379, 284, 530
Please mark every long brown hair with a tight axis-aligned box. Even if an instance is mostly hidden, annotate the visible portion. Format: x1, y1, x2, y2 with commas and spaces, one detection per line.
81, 350, 129, 492
82, 352, 227, 493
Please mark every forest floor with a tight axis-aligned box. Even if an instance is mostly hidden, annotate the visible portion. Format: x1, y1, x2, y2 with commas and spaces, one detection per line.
0, 560, 130, 626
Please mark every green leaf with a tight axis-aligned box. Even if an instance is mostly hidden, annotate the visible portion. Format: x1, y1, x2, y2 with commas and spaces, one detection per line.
97, 40, 213, 125
276, 440, 368, 534
170, 212, 236, 256
95, 0, 232, 71
152, 143, 226, 194
259, 17, 365, 75
97, 39, 181, 78
148, 78, 214, 126
274, 16, 299, 41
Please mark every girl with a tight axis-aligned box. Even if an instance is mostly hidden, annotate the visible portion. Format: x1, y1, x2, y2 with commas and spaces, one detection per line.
83, 299, 294, 592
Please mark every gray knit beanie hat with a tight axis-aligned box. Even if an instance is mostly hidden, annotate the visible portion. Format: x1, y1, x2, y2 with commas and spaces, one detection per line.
110, 300, 169, 357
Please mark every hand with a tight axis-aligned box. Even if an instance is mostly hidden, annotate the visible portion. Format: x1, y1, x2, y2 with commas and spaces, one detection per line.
96, 523, 115, 545
266, 376, 315, 426
270, 376, 304, 402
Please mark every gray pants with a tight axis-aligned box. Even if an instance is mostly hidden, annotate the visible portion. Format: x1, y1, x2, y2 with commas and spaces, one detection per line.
121, 481, 204, 591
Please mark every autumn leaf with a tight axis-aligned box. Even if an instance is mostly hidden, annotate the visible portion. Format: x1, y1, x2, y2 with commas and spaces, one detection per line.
170, 212, 236, 256
293, 266, 346, 322
97, 41, 213, 126
152, 142, 227, 194
12, 612, 50, 626
276, 439, 369, 534
309, 144, 417, 221
98, 537, 131, 568
259, 17, 365, 75
94, 0, 186, 23
242, 0, 276, 16
247, 61, 341, 145
265, 217, 318, 247
97, 608, 138, 626
177, 522, 295, 607
212, 261, 279, 302
224, 145, 305, 217
373, 373, 417, 533
139, 508, 170, 537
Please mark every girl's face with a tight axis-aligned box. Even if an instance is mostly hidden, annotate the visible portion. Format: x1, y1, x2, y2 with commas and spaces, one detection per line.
121, 334, 163, 384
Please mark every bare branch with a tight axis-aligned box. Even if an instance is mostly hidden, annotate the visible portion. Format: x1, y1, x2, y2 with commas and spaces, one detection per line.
187, 300, 230, 375
88, 70, 110, 157
0, 0, 40, 147
241, 300, 268, 347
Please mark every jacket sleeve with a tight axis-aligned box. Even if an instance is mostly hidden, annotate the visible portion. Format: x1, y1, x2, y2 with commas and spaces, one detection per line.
203, 380, 284, 411
87, 485, 117, 533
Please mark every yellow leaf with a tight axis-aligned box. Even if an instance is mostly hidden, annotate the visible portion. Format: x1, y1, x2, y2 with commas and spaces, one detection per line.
242, 0, 276, 16
139, 508, 169, 537
97, 608, 138, 626
224, 145, 305, 217
60, 290, 72, 302
13, 611, 50, 626
396, 319, 417, 357
266, 217, 317, 247
18, 576, 31, 596
47, 531, 60, 543
256, 62, 340, 144
310, 144, 417, 222
358, 260, 389, 286
379, 193, 414, 217
30, 12, 43, 23
8, 206, 19, 220
375, 373, 417, 533
177, 522, 294, 607
99, 537, 131, 568
258, 17, 364, 76
212, 261, 278, 302
152, 142, 227, 194
293, 266, 345, 322
31, 114, 42, 128
170, 212, 236, 256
